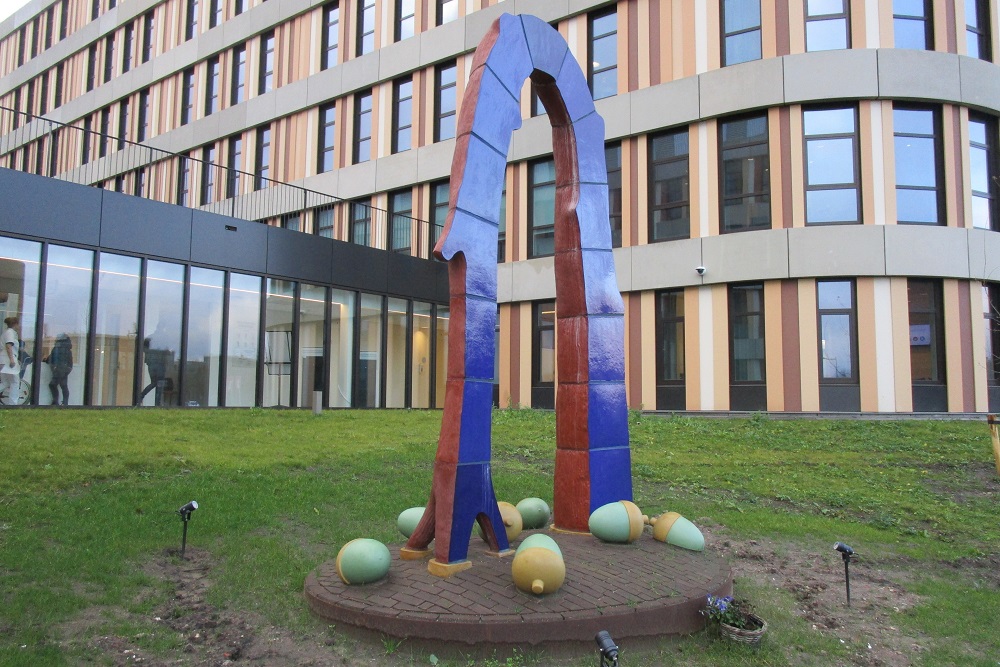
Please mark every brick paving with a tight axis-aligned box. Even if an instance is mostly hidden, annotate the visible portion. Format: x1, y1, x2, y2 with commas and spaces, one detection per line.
304, 530, 732, 645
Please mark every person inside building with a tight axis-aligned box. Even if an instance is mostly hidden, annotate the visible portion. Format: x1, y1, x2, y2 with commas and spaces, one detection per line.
45, 333, 74, 406
1, 316, 20, 405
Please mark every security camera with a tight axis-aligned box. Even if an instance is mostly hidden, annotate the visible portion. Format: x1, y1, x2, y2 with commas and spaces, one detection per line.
834, 541, 854, 556
178, 500, 199, 520
695, 266, 707, 276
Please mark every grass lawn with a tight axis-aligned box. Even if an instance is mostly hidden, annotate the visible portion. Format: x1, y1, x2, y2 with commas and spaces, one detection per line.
0, 408, 997, 666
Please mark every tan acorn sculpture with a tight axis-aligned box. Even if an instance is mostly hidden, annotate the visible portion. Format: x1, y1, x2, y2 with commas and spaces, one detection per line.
396, 506, 424, 538
511, 533, 565, 595
648, 512, 705, 551
476, 501, 523, 543
588, 500, 648, 544
335, 538, 391, 585
515, 497, 551, 529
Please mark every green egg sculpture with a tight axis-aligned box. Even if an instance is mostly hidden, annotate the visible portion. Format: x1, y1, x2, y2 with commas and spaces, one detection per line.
335, 538, 391, 585
588, 500, 646, 544
397, 506, 424, 538
651, 512, 705, 551
515, 497, 551, 529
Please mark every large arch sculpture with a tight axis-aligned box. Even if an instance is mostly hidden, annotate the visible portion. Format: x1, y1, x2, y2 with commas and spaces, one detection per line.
401, 14, 632, 574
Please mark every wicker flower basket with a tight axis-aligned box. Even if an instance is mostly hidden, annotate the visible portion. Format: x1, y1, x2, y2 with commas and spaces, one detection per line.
719, 613, 767, 647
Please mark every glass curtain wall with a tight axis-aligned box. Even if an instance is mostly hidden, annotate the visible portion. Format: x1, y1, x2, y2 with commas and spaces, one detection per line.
141, 261, 184, 406
92, 253, 140, 406
386, 297, 408, 407
183, 267, 224, 407
226, 273, 260, 406
297, 283, 326, 409
329, 288, 355, 407
41, 245, 93, 407
263, 279, 295, 407
435, 305, 448, 407
412, 301, 432, 408
357, 293, 383, 407
0, 238, 41, 406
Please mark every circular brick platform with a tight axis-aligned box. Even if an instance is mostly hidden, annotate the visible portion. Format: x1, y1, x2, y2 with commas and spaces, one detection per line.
304, 530, 732, 645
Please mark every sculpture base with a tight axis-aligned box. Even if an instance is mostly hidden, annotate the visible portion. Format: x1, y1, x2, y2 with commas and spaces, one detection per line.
427, 558, 473, 578
305, 530, 732, 645
398, 546, 432, 561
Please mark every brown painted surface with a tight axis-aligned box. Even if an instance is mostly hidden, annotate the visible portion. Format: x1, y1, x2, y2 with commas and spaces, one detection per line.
943, 0, 957, 53
629, 135, 640, 244
627, 0, 639, 92
509, 304, 520, 407
781, 280, 802, 412
775, 0, 790, 55
779, 107, 793, 228
950, 106, 966, 227
629, 292, 643, 408
649, 0, 660, 85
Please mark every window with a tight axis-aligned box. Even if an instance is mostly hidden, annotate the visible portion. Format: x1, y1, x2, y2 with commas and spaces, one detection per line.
103, 35, 114, 83
606, 143, 622, 248
281, 213, 300, 231
656, 289, 685, 384
893, 0, 932, 50
137, 88, 149, 142
177, 155, 191, 205
529, 159, 556, 257
142, 11, 154, 63
117, 98, 128, 150
200, 145, 216, 204
970, 115, 997, 231
122, 23, 133, 73
817, 280, 857, 382
353, 90, 372, 164
357, 0, 375, 56
38, 73, 49, 115
231, 44, 246, 105
729, 283, 765, 383
205, 56, 220, 115
259, 31, 274, 94
185, 0, 198, 40
25, 82, 34, 117
59, 0, 69, 40
16, 27, 25, 67
321, 2, 339, 70
44, 8, 53, 49
722, 0, 761, 66
350, 200, 371, 246
389, 189, 412, 253
254, 125, 270, 189
180, 67, 195, 126
54, 63, 63, 108
804, 106, 859, 224
805, 0, 849, 51
720, 114, 770, 232
396, 0, 415, 41
82, 117, 92, 163
434, 62, 457, 142
99, 107, 110, 157
234, 0, 247, 16
908, 279, 945, 383
318, 102, 336, 173
533, 300, 556, 388
984, 284, 1000, 386
209, 0, 222, 29
30, 19, 39, 59
894, 105, 942, 225
430, 180, 449, 254
315, 207, 335, 237
392, 77, 413, 153
436, 0, 457, 26
91, 0, 100, 20
649, 129, 691, 242
86, 44, 97, 91
589, 8, 617, 100
966, 0, 991, 60
226, 135, 242, 197
134, 167, 146, 196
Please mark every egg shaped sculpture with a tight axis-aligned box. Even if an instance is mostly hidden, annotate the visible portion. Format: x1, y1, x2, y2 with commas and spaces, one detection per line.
650, 512, 705, 551
515, 497, 551, 529
476, 501, 524, 543
396, 506, 424, 538
588, 500, 646, 544
335, 538, 391, 585
512, 534, 565, 595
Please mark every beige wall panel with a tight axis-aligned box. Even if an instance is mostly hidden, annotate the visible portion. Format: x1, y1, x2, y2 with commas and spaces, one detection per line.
787, 0, 804, 54
942, 105, 961, 230
789, 103, 805, 227
797, 278, 820, 411
711, 283, 728, 409
890, 277, 913, 411
629, 76, 698, 136
499, 302, 512, 408
702, 229, 790, 283
849, 0, 867, 47
690, 120, 717, 239
884, 225, 971, 278
518, 301, 531, 406
787, 225, 886, 277
699, 57, 784, 119
969, 281, 990, 411
764, 280, 784, 411
636, 0, 651, 89
859, 100, 876, 225
783, 49, 879, 104
685, 284, 701, 409
703, 0, 719, 72
634, 137, 648, 246
856, 277, 880, 411
674, 0, 693, 79
640, 290, 657, 409
943, 279, 965, 411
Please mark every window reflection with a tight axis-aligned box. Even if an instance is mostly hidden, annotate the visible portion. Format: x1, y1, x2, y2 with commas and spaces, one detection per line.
141, 261, 184, 406
298, 283, 326, 409
92, 253, 140, 406
386, 297, 407, 407
0, 238, 41, 406
183, 267, 224, 407
357, 293, 383, 407
329, 289, 355, 407
263, 279, 295, 407
42, 245, 93, 406
226, 273, 260, 407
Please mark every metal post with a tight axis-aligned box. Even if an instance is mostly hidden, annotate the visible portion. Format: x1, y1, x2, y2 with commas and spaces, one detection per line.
843, 555, 851, 607
180, 517, 189, 559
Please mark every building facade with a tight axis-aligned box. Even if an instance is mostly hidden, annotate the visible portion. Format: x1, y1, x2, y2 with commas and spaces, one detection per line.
1, 0, 999, 412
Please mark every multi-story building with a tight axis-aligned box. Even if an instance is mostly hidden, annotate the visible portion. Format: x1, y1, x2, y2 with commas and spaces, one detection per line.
1, 0, 999, 413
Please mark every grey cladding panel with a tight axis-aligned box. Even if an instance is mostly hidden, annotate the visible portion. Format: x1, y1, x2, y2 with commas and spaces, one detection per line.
699, 57, 784, 118
877, 49, 960, 103
784, 49, 879, 103
266, 226, 333, 283
191, 211, 269, 274
0, 168, 102, 246
100, 190, 194, 260
386, 253, 449, 303
329, 241, 389, 292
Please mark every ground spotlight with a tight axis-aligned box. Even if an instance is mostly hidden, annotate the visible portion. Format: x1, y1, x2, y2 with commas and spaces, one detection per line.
595, 630, 618, 667
178, 501, 199, 559
833, 541, 856, 607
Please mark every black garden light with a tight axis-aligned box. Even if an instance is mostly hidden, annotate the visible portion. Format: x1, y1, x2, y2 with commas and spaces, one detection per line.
595, 630, 619, 667
834, 541, 856, 607
177, 500, 198, 559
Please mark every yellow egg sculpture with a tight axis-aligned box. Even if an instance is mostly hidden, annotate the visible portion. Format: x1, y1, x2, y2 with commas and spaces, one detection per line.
512, 533, 565, 595
476, 501, 523, 543
335, 538, 391, 585
650, 512, 705, 551
396, 506, 425, 538
588, 500, 647, 544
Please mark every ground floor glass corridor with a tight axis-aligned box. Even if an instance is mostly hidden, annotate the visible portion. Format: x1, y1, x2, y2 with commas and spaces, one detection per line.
0, 234, 448, 408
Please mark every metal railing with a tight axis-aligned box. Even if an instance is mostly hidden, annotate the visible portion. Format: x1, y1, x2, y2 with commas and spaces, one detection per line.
0, 105, 439, 257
